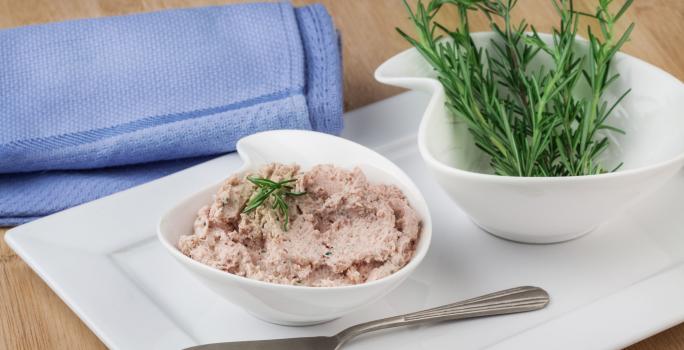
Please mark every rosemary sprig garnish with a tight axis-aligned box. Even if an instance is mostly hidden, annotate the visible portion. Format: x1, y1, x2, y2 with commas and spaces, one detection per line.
398, 0, 633, 176
242, 176, 306, 231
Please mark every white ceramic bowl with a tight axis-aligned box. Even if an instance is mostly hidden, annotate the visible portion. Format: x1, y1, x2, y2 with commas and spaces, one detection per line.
157, 130, 432, 325
376, 32, 684, 244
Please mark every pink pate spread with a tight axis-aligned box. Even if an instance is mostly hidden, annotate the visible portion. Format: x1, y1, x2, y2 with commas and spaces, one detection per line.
178, 163, 421, 287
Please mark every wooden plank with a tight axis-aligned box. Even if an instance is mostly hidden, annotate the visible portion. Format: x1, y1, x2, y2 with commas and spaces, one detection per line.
1, 1, 683, 349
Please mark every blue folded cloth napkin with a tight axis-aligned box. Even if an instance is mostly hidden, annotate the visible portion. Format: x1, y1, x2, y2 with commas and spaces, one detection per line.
0, 2, 343, 225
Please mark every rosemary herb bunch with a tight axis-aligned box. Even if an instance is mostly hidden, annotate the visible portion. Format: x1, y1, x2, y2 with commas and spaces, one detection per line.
398, 0, 634, 176
242, 176, 306, 231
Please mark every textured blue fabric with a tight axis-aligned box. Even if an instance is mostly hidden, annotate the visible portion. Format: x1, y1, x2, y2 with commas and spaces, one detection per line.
0, 2, 343, 225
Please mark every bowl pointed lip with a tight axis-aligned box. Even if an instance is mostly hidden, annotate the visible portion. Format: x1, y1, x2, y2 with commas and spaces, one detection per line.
157, 129, 433, 292
375, 32, 684, 184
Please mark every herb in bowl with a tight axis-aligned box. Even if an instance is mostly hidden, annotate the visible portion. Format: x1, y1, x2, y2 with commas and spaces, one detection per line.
242, 176, 306, 231
398, 0, 634, 176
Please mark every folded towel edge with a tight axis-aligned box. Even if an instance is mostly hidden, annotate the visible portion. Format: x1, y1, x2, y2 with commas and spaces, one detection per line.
296, 4, 344, 136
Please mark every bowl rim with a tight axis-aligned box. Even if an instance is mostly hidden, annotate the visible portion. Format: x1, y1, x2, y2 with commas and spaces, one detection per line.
376, 32, 684, 183
156, 129, 433, 292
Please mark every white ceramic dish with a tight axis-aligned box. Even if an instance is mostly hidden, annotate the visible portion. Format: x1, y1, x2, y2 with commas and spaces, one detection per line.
375, 32, 684, 243
157, 130, 433, 326
5, 92, 684, 350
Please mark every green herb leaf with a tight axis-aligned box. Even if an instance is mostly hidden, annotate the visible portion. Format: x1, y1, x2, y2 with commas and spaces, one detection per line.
397, 0, 633, 177
242, 175, 306, 231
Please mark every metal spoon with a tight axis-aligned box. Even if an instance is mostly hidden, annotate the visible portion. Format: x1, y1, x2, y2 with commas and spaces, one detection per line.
186, 286, 550, 350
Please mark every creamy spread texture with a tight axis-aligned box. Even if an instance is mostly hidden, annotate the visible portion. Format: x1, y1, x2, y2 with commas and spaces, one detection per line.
178, 163, 421, 287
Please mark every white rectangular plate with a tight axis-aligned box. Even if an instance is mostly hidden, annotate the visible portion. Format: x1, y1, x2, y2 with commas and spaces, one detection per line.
6, 91, 684, 350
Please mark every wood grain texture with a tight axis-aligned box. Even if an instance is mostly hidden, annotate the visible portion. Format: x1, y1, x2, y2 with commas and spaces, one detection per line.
1, 1, 683, 349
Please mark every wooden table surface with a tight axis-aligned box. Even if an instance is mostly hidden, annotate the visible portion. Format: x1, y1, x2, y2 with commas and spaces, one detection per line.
1, 1, 683, 349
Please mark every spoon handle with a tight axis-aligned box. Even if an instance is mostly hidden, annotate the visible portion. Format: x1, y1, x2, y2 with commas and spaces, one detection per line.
335, 286, 549, 346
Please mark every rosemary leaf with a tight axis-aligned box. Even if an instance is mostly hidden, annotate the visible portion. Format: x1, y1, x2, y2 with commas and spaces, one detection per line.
398, 0, 633, 177
242, 175, 306, 231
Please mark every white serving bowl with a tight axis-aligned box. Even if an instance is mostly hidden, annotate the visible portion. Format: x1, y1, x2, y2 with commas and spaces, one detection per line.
376, 32, 684, 244
157, 130, 432, 325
